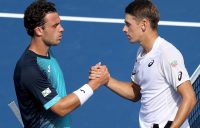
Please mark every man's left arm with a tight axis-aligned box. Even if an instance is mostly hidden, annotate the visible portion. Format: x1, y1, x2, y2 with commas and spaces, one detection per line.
171, 80, 197, 128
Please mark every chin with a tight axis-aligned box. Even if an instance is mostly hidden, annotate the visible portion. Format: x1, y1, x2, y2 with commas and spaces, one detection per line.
128, 39, 135, 43
129, 40, 138, 45
55, 41, 61, 45
51, 42, 59, 46
130, 38, 139, 43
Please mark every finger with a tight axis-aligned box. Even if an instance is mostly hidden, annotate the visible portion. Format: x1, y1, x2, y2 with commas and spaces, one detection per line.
90, 71, 101, 76
91, 65, 101, 70
89, 75, 100, 79
99, 65, 107, 72
94, 62, 102, 68
90, 69, 102, 74
89, 74, 101, 79
96, 62, 101, 66
89, 76, 96, 80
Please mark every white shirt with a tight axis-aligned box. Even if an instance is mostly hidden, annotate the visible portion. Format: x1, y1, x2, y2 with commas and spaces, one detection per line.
131, 36, 190, 128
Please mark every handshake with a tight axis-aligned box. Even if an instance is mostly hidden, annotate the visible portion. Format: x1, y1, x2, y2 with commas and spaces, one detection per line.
87, 62, 110, 91
73, 62, 111, 106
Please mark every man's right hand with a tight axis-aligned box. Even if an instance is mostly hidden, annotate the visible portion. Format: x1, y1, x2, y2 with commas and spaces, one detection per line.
88, 62, 110, 91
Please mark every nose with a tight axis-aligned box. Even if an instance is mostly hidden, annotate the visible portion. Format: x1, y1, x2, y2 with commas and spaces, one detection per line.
60, 25, 64, 32
123, 25, 128, 33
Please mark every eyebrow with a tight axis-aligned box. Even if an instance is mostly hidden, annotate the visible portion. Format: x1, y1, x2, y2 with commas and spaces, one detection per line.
53, 22, 59, 27
124, 20, 131, 25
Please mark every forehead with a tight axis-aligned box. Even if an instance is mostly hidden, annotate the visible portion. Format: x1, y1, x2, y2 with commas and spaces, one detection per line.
124, 14, 136, 22
44, 12, 60, 24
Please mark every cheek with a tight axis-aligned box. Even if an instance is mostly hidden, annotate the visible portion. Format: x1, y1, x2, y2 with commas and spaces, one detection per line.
43, 32, 56, 43
130, 26, 140, 35
128, 28, 135, 37
128, 26, 135, 33
47, 31, 57, 39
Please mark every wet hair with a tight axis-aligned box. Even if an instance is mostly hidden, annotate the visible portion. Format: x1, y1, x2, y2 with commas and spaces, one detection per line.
125, 0, 160, 30
24, 0, 57, 37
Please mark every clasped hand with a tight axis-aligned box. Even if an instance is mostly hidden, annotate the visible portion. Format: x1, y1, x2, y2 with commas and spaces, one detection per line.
89, 62, 110, 86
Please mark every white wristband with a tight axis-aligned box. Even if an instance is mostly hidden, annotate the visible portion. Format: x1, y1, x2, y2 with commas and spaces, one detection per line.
73, 84, 94, 105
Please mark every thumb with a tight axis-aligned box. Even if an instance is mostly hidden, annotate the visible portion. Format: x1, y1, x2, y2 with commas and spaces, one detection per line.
95, 62, 101, 67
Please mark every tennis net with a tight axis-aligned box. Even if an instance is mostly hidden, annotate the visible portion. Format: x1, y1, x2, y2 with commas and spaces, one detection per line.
189, 64, 200, 127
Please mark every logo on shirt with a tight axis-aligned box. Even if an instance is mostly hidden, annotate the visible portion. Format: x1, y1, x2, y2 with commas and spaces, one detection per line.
178, 71, 182, 81
132, 68, 137, 75
132, 72, 136, 75
42, 88, 51, 97
148, 60, 154, 67
170, 60, 178, 67
48, 65, 51, 73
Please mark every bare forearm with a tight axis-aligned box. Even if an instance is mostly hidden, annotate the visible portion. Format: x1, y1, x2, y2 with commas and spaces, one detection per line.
51, 71, 110, 116
171, 98, 196, 128
51, 82, 97, 116
171, 81, 197, 128
51, 93, 80, 117
107, 77, 141, 101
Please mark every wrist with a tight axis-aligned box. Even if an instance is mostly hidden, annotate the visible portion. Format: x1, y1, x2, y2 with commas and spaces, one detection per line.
87, 80, 100, 91
106, 76, 112, 87
73, 84, 94, 105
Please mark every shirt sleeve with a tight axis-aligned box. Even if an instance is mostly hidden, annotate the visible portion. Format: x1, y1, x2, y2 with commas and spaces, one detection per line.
131, 46, 143, 84
21, 63, 61, 110
131, 62, 138, 84
160, 45, 190, 91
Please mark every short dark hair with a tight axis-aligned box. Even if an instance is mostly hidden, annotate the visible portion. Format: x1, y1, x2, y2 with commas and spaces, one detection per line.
24, 0, 57, 37
125, 0, 160, 30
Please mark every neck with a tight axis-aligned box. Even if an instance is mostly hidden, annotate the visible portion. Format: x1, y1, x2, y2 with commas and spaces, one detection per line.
29, 37, 49, 56
140, 30, 158, 53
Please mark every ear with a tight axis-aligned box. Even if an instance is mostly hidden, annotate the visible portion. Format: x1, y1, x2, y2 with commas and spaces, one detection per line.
141, 25, 145, 32
141, 18, 148, 32
34, 26, 43, 36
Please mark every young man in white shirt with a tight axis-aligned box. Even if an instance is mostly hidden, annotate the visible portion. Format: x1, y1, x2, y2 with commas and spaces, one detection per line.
90, 0, 197, 127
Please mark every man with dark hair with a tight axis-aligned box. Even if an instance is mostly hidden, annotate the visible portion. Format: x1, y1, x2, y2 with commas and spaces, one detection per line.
13, 0, 109, 127
90, 0, 196, 127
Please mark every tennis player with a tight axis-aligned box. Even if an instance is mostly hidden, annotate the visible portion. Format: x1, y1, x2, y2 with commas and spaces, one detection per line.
13, 1, 109, 127
90, 0, 197, 128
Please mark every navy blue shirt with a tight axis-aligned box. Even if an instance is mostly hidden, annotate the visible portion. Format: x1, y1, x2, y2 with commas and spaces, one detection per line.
13, 49, 70, 128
